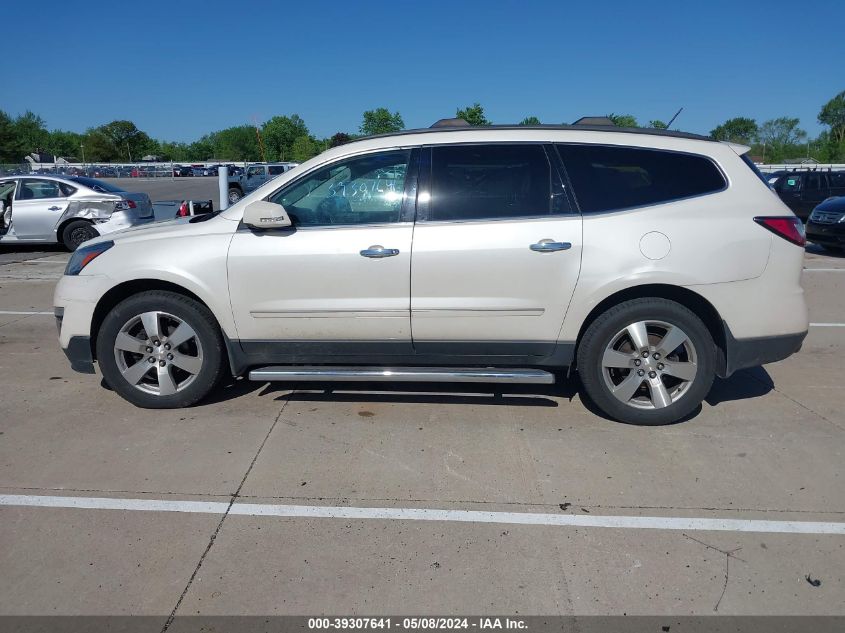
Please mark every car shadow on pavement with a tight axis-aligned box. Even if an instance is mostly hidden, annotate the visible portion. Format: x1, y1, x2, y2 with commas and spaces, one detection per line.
197, 367, 775, 423
705, 366, 774, 406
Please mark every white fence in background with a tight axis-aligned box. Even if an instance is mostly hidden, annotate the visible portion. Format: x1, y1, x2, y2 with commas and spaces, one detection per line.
757, 163, 845, 172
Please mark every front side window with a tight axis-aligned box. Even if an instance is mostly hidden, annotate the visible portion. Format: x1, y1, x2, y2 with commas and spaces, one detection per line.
428, 144, 552, 221
18, 179, 74, 200
247, 166, 265, 178
269, 150, 410, 226
557, 144, 726, 213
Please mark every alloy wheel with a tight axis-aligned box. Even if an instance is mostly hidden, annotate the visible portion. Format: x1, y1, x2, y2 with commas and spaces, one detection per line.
113, 311, 204, 396
600, 320, 698, 410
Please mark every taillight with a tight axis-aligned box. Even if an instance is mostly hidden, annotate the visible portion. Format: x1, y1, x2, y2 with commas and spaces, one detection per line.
114, 199, 137, 211
754, 216, 806, 247
177, 201, 189, 217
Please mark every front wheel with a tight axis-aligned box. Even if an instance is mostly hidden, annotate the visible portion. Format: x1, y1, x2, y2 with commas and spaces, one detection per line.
577, 298, 716, 425
61, 220, 99, 251
228, 188, 242, 204
96, 291, 227, 408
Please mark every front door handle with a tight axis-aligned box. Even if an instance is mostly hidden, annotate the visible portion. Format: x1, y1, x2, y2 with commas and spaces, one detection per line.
48, 206, 62, 211
360, 245, 400, 258
530, 239, 571, 252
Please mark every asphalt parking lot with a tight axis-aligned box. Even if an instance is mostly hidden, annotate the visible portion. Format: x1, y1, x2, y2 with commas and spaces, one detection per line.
0, 239, 843, 623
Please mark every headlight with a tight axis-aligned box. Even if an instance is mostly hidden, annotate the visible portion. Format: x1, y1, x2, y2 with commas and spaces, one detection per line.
65, 241, 114, 276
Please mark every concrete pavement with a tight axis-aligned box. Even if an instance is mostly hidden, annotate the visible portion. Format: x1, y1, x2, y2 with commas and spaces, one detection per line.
0, 247, 842, 619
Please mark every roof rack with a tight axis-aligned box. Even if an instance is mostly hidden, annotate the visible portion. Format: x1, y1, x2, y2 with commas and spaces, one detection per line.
430, 118, 470, 128
572, 116, 616, 126
358, 123, 714, 143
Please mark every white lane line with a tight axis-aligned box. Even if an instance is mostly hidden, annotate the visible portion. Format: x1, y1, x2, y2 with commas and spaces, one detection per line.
810, 323, 845, 327
1, 494, 843, 535
0, 310, 53, 315
804, 268, 845, 272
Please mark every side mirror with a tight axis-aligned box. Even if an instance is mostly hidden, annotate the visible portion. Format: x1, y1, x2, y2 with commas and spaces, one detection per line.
242, 200, 292, 229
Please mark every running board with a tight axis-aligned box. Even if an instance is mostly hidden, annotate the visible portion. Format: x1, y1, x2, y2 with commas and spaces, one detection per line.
248, 366, 555, 384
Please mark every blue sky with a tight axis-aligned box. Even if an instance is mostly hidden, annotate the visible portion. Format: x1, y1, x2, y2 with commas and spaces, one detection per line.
4, 0, 843, 142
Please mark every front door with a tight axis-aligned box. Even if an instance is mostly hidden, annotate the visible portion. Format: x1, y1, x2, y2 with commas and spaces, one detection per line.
244, 165, 269, 193
227, 148, 418, 362
411, 144, 582, 358
13, 178, 72, 239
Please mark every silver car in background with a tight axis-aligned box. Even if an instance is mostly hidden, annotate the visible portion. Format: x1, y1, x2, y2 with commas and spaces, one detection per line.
0, 175, 154, 250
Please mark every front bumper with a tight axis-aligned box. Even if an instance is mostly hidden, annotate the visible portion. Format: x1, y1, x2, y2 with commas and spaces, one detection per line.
54, 274, 112, 374
62, 334, 95, 374
806, 220, 845, 248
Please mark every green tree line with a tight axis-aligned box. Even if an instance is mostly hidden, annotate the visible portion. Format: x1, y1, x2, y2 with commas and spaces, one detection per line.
2, 91, 843, 164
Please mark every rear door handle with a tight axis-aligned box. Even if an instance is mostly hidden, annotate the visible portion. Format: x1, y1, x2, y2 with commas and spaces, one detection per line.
48, 206, 62, 211
360, 245, 400, 258
530, 239, 571, 252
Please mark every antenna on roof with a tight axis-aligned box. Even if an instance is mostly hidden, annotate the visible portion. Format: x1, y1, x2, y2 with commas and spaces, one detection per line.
431, 118, 470, 128
665, 107, 684, 129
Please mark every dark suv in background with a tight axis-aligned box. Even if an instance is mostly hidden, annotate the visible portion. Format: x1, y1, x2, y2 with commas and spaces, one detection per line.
806, 195, 845, 253
772, 170, 845, 220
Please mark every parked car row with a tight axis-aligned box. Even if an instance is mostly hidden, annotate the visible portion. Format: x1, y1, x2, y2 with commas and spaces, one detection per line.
172, 164, 245, 178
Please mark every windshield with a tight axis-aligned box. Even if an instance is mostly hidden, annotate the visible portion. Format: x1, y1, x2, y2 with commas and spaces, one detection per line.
66, 176, 125, 194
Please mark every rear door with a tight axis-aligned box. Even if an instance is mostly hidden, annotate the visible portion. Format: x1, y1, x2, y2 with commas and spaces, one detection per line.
13, 178, 73, 239
410, 143, 582, 358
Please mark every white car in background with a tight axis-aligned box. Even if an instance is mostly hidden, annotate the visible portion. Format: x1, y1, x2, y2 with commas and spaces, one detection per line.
54, 121, 809, 425
0, 175, 154, 250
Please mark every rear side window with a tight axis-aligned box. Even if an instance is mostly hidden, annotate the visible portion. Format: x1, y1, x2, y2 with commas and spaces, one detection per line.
268, 165, 287, 175
429, 144, 552, 221
741, 154, 770, 186
556, 144, 726, 213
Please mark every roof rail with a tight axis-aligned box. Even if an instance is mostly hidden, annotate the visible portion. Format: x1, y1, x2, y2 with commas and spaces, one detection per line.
572, 116, 616, 126
431, 118, 470, 128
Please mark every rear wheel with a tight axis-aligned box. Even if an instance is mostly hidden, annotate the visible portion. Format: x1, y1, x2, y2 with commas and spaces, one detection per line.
61, 220, 99, 251
96, 291, 227, 408
577, 298, 716, 425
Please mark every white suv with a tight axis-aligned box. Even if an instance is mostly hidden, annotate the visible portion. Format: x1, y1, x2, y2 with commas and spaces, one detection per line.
54, 123, 809, 425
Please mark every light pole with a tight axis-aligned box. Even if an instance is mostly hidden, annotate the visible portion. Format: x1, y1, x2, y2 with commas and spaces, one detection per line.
80, 143, 85, 166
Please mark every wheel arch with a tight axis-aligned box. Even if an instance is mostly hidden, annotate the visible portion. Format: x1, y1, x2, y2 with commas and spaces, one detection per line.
89, 279, 230, 365
573, 284, 729, 378
56, 217, 95, 242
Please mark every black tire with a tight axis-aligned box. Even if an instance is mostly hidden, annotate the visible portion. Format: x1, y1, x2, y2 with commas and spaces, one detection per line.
820, 244, 845, 255
96, 291, 227, 408
61, 220, 99, 251
228, 188, 242, 204
576, 298, 716, 426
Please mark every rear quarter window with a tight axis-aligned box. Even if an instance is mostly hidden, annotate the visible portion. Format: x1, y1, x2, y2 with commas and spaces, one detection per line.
556, 144, 726, 213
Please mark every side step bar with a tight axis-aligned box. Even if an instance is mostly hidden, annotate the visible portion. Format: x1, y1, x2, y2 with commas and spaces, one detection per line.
248, 366, 555, 385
